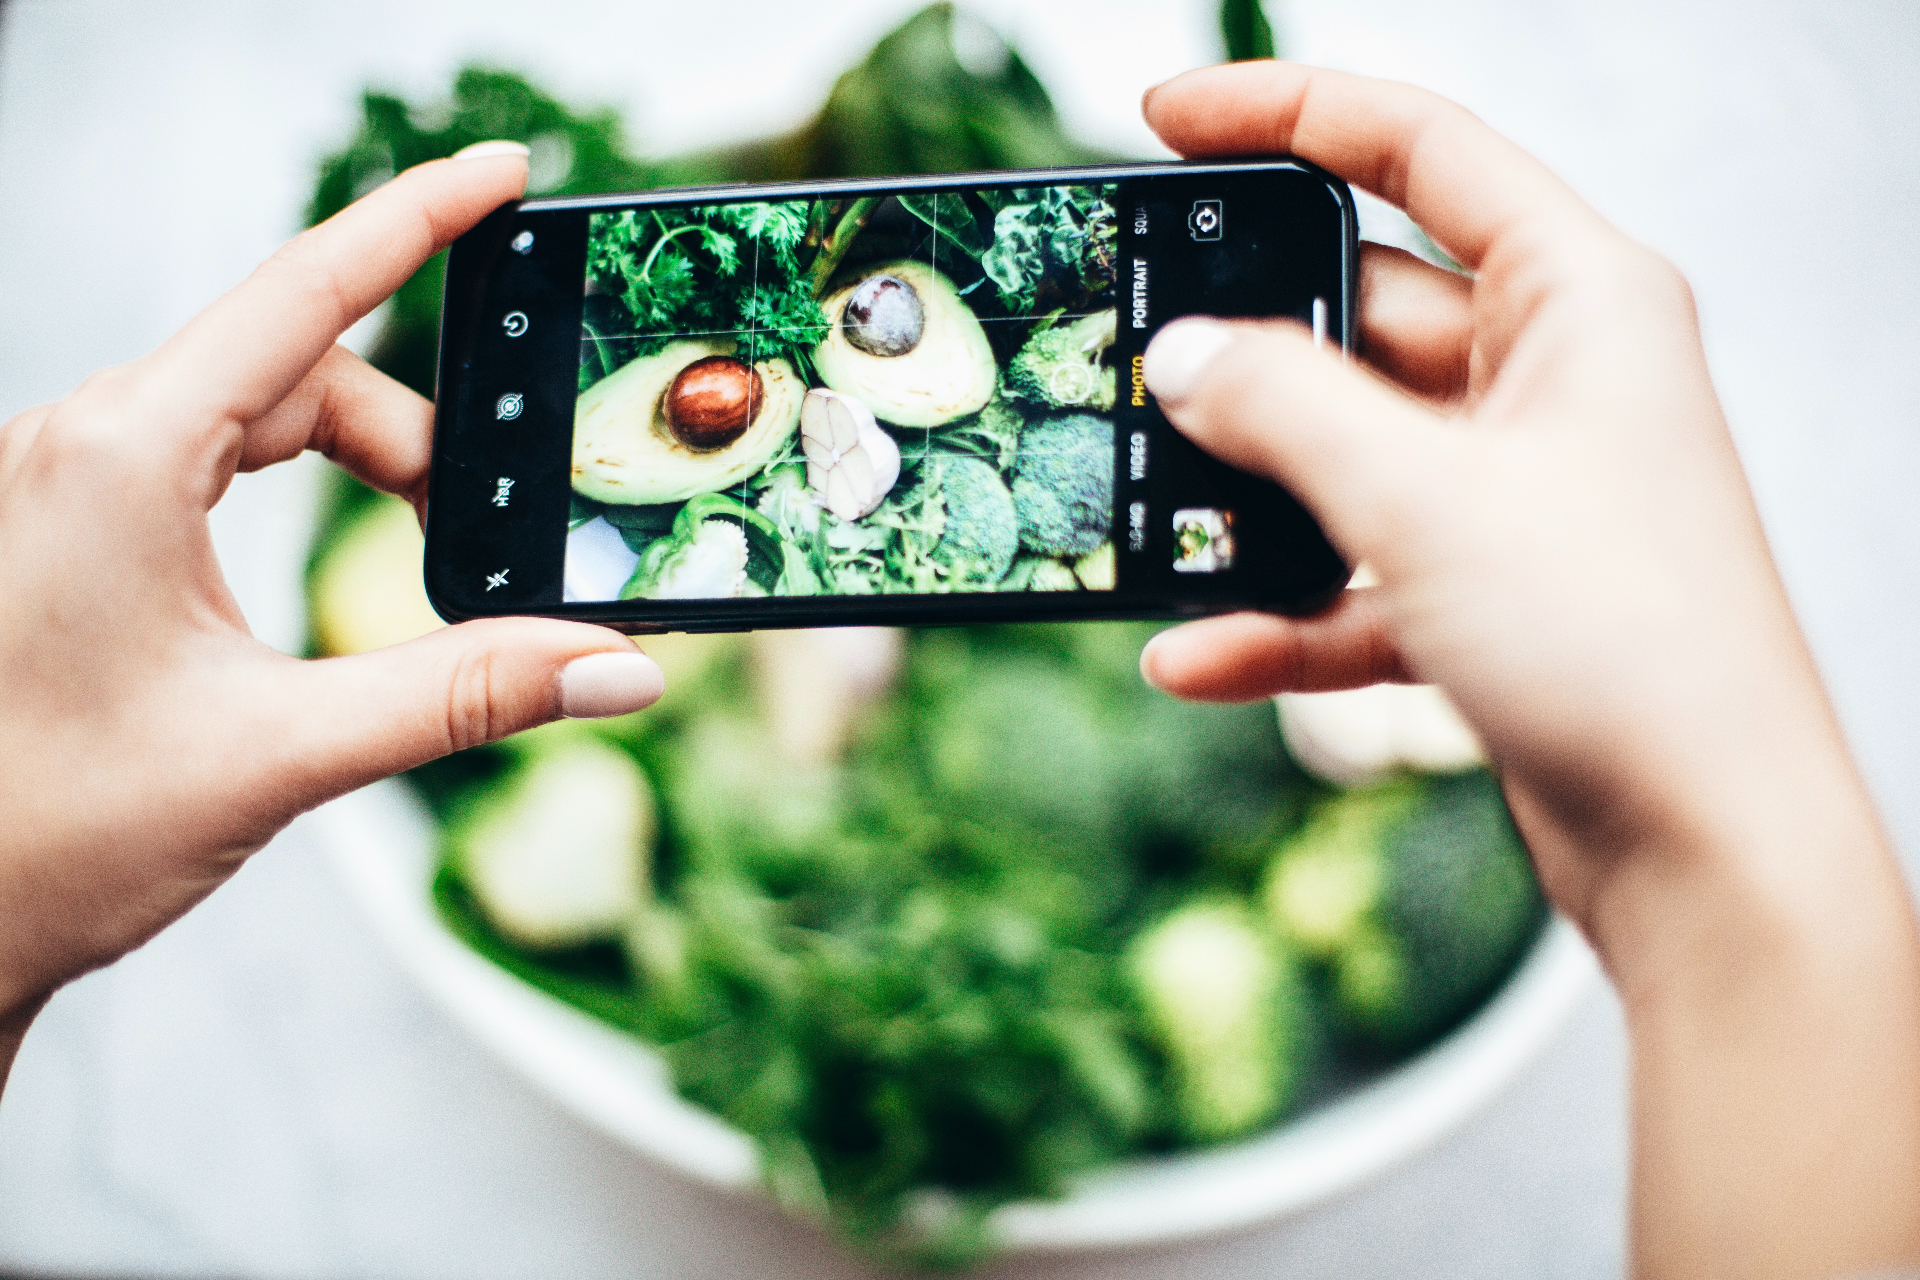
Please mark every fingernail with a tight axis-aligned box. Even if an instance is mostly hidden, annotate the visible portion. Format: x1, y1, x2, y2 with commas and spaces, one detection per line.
559, 651, 664, 719
1138, 629, 1186, 690
453, 139, 531, 161
1143, 319, 1234, 409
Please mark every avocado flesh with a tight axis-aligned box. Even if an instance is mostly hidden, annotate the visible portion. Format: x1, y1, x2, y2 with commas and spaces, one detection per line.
572, 339, 804, 505
814, 260, 996, 428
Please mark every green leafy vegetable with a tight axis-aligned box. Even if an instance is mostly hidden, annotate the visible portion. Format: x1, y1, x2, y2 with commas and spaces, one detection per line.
902, 185, 1118, 317
587, 202, 826, 379
1219, 0, 1279, 63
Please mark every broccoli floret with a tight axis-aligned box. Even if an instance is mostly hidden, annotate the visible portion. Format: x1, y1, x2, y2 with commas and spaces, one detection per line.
1005, 309, 1117, 411
1010, 413, 1114, 558
1262, 772, 1545, 1053
929, 454, 1018, 584
1127, 900, 1306, 1143
1116, 691, 1302, 862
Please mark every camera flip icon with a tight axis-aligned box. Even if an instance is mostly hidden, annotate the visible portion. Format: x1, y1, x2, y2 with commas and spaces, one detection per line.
1187, 199, 1224, 241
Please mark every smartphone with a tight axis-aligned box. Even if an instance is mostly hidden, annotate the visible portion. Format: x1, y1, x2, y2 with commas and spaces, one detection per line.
424, 160, 1356, 633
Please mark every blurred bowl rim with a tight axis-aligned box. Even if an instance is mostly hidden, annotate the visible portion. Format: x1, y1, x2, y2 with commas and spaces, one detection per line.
313, 777, 1599, 1253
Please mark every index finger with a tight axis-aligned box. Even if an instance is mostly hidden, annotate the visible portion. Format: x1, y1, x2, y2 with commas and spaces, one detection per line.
1142, 62, 1607, 272
148, 149, 528, 432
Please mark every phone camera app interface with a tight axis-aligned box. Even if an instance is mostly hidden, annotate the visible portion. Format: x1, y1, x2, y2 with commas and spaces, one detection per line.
562, 186, 1121, 604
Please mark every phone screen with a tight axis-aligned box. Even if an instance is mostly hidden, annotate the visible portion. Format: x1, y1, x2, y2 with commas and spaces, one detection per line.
428, 163, 1353, 629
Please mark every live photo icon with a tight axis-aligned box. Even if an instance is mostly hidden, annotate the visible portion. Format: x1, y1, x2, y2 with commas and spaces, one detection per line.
1187, 199, 1224, 241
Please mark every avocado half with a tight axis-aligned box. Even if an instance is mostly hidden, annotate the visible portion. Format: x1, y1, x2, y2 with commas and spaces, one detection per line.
572, 339, 803, 506
815, 260, 996, 428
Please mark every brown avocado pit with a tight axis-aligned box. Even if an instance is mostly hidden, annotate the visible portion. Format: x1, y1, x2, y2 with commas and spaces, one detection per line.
663, 355, 763, 451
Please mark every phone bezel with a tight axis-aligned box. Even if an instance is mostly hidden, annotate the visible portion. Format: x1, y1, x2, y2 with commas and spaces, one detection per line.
427, 159, 1358, 634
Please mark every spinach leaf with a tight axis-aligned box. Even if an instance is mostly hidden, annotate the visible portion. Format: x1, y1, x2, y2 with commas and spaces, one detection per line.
976, 187, 1117, 315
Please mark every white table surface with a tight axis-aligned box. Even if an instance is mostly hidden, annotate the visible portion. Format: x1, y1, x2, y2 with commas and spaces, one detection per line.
0, 0, 1914, 1276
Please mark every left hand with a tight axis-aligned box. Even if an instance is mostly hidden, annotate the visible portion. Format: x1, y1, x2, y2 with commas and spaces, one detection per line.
0, 144, 663, 1077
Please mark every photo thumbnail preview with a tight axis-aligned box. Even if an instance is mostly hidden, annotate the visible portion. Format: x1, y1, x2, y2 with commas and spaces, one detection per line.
562, 186, 1122, 603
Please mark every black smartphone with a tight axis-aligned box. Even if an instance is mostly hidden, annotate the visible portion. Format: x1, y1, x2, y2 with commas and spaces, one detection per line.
424, 160, 1356, 633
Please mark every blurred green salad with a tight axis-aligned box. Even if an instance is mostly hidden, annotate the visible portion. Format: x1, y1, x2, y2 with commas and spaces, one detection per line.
305, 5, 1543, 1267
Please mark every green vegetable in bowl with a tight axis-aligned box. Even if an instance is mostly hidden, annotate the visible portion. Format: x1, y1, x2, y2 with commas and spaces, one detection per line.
1128, 899, 1306, 1143
307, 8, 1556, 1263
450, 736, 655, 950
1264, 772, 1544, 1052
1005, 309, 1117, 411
1010, 413, 1116, 557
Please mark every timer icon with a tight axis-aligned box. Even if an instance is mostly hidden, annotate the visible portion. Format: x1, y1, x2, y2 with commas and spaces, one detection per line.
495, 392, 524, 421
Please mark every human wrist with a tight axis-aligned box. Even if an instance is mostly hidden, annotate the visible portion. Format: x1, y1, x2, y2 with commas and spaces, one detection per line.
1584, 753, 1910, 1011
1589, 771, 1920, 1280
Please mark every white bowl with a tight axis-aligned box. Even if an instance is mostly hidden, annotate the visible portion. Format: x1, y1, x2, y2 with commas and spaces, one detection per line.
314, 777, 1599, 1252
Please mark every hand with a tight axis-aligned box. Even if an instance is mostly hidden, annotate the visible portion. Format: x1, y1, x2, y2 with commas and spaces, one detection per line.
1136, 63, 1920, 1280
0, 144, 663, 1076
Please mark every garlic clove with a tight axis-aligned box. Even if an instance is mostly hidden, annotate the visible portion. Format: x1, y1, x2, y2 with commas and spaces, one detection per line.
826, 392, 863, 451
802, 388, 900, 522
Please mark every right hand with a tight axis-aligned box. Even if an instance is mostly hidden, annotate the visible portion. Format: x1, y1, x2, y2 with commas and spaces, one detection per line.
1136, 63, 1876, 947
1134, 63, 1920, 1280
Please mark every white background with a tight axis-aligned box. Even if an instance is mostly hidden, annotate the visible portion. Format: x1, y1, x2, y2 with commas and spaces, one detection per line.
1, 0, 1916, 1275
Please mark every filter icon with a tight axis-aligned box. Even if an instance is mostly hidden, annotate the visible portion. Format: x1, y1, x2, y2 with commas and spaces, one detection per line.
495, 392, 525, 421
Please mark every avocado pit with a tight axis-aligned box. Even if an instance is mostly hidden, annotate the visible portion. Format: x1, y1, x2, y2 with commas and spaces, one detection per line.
663, 355, 762, 451
842, 274, 924, 357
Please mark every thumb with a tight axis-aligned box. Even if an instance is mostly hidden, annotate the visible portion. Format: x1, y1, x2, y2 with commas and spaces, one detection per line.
1143, 318, 1447, 560
277, 617, 662, 806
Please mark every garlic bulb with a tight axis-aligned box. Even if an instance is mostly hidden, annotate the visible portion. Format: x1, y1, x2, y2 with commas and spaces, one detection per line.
800, 388, 902, 522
